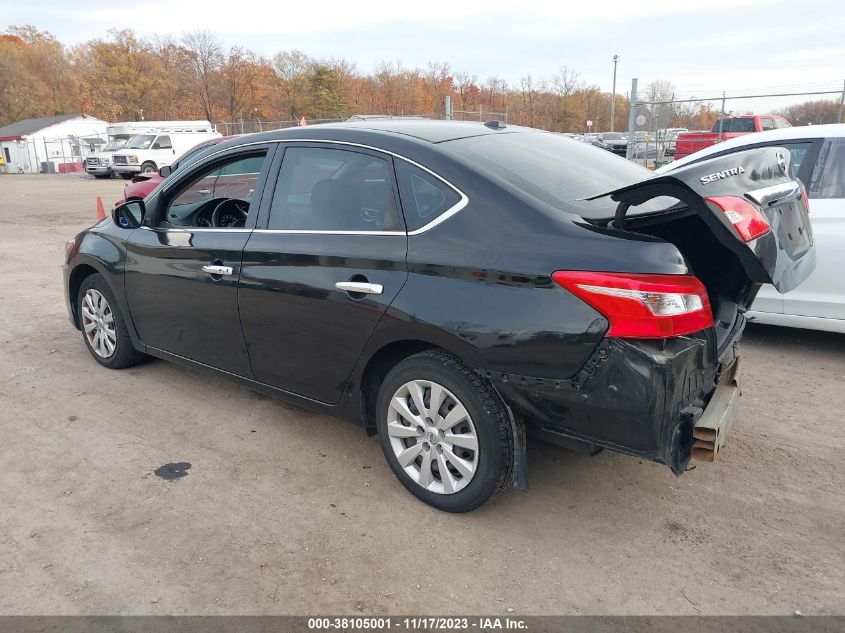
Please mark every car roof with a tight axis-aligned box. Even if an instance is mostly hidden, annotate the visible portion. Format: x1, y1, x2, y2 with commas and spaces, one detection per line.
235, 120, 525, 145
656, 123, 845, 173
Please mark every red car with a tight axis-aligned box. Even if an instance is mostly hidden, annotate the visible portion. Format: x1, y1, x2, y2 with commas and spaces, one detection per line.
117, 135, 236, 205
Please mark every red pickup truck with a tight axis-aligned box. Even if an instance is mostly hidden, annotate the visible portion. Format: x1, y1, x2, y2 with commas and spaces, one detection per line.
674, 114, 791, 160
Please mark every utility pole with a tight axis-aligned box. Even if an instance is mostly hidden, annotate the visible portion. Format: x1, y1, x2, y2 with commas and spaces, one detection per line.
838, 79, 845, 123
610, 54, 619, 132
625, 78, 638, 160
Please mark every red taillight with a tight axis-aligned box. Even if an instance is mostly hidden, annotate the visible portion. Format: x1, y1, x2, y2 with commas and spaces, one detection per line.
552, 271, 714, 339
705, 196, 771, 242
800, 181, 810, 213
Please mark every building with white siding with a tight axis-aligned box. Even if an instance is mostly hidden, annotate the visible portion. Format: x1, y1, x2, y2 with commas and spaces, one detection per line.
0, 114, 109, 174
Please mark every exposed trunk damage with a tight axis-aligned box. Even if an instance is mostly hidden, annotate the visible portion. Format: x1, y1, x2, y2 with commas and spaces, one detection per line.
508, 147, 815, 475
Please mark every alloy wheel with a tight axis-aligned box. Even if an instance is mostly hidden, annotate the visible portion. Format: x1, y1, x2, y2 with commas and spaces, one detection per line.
386, 379, 479, 494
81, 288, 117, 358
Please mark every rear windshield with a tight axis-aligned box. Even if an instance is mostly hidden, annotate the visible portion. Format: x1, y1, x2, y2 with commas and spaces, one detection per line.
445, 132, 672, 218
714, 118, 756, 133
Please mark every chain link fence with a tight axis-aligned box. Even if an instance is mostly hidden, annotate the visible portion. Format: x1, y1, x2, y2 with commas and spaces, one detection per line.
623, 81, 845, 169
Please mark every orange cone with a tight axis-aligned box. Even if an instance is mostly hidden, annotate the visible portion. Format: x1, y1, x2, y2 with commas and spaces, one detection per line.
96, 196, 106, 220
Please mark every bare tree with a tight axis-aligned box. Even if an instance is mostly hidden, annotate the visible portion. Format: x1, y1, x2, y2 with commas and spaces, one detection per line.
643, 79, 675, 132
425, 61, 451, 116
272, 49, 311, 120
453, 71, 477, 111
181, 29, 222, 121
552, 65, 582, 131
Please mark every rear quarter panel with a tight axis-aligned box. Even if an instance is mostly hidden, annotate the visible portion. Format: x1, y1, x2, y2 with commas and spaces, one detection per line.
363, 169, 690, 381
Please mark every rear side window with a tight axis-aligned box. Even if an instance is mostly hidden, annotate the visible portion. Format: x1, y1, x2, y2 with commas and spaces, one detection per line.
394, 161, 462, 231
268, 147, 401, 231
714, 119, 756, 133
812, 139, 845, 199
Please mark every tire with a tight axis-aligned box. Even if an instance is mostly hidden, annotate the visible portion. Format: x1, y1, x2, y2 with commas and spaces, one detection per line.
376, 350, 514, 512
140, 161, 157, 174
77, 274, 145, 369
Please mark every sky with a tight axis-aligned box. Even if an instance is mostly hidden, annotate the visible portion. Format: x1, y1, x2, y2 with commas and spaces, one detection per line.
2, 0, 844, 111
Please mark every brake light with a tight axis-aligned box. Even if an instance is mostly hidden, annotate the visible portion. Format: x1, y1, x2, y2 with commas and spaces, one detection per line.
552, 271, 714, 339
705, 196, 771, 242
800, 181, 810, 213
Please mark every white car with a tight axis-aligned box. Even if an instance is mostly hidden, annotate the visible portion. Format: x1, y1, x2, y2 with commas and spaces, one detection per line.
656, 124, 845, 334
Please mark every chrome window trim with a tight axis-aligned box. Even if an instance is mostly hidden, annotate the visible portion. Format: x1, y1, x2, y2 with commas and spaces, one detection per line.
196, 138, 470, 236
140, 226, 252, 233
252, 229, 405, 236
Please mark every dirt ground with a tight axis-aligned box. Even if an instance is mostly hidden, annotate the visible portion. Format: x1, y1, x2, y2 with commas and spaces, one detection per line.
0, 173, 842, 616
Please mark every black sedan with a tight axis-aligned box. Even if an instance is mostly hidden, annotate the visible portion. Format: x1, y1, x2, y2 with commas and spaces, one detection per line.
63, 121, 814, 512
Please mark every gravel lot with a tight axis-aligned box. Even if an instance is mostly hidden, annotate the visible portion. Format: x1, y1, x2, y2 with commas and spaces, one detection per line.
0, 174, 842, 616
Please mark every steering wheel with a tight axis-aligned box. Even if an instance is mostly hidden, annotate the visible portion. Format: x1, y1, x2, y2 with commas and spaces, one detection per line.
211, 198, 248, 228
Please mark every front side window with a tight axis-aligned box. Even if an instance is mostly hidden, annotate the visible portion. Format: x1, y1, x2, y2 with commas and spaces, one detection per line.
394, 160, 461, 231
760, 118, 776, 131
154, 135, 172, 149
159, 151, 267, 228
268, 147, 401, 231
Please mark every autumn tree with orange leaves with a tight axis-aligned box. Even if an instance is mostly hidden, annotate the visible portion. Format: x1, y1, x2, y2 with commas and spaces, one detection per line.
1, 25, 836, 133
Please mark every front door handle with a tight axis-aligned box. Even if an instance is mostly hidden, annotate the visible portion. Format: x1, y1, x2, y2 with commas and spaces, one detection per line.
335, 281, 383, 295
202, 264, 234, 276
197, 189, 212, 195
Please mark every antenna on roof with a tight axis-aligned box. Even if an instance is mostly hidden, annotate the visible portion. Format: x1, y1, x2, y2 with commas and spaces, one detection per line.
484, 120, 507, 130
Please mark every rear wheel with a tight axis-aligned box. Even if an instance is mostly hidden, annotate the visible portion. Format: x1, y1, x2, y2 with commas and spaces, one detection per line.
77, 274, 145, 369
376, 350, 514, 512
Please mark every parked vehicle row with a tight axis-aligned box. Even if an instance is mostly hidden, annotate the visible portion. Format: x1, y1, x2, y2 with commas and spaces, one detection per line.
85, 121, 221, 179
65, 120, 814, 511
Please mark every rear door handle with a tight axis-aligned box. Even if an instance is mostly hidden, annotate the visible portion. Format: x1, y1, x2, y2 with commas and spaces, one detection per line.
335, 281, 383, 295
202, 264, 234, 276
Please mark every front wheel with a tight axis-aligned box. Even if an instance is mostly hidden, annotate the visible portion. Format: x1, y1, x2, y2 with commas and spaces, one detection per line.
77, 274, 145, 369
140, 161, 157, 174
376, 350, 514, 512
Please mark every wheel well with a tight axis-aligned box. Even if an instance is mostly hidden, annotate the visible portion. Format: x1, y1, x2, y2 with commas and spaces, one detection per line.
360, 340, 440, 431
68, 264, 98, 328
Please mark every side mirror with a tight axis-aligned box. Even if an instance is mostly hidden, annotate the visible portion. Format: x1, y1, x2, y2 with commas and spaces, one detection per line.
112, 200, 145, 229
158, 165, 172, 178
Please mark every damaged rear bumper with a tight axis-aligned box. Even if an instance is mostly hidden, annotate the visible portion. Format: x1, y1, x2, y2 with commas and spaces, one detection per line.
489, 330, 740, 475
690, 354, 740, 462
